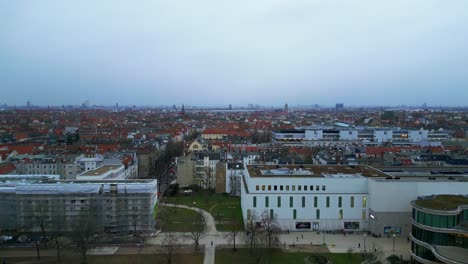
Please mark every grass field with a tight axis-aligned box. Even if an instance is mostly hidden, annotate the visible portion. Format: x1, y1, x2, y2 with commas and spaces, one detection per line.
165, 190, 244, 231
160, 207, 205, 232
4, 254, 204, 264
215, 248, 372, 264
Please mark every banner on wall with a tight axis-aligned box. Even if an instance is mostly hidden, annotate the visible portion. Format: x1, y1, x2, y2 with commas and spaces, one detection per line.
383, 226, 401, 234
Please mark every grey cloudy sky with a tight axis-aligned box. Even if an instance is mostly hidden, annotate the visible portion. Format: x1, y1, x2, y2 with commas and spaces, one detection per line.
1, 0, 467, 107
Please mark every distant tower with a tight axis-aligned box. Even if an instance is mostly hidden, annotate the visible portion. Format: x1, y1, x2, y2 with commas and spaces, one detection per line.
229, 104, 232, 110
181, 104, 185, 114
284, 103, 288, 113
172, 104, 177, 111
336, 103, 344, 111
26, 100, 31, 108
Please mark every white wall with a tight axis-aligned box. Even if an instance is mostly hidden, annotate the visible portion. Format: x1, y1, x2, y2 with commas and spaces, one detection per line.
408, 130, 428, 142
305, 130, 323, 140
339, 130, 358, 140
368, 179, 468, 212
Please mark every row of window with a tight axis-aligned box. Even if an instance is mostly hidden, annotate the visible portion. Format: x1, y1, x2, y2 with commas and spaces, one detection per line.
412, 208, 467, 229
412, 225, 468, 248
253, 196, 367, 209
256, 184, 326, 192
261, 208, 367, 220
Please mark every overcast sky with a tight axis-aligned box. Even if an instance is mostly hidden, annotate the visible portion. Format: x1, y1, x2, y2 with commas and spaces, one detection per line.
1, 0, 467, 107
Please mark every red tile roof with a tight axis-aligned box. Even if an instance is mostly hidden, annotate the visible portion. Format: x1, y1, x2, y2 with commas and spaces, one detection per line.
0, 163, 16, 174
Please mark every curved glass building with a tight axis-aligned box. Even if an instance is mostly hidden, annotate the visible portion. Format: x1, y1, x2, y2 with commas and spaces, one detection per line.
410, 195, 468, 264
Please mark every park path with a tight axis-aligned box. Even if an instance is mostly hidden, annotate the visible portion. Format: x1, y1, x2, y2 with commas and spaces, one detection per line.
161, 203, 217, 264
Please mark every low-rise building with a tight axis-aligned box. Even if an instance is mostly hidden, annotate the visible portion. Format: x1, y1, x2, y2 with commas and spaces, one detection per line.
240, 164, 468, 236
0, 175, 157, 232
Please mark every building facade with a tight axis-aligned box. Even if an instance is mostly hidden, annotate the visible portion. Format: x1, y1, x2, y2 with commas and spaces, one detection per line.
0, 175, 157, 233
410, 195, 468, 264
240, 164, 468, 236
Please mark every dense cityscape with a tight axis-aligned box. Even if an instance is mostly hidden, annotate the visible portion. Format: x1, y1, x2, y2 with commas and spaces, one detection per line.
0, 103, 467, 263
2, 0, 468, 263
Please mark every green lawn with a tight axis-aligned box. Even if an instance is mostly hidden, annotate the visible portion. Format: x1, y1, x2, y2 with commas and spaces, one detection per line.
4, 254, 204, 264
159, 207, 205, 232
215, 248, 372, 264
165, 190, 244, 231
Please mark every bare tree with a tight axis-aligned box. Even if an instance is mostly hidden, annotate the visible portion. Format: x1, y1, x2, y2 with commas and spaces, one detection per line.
224, 213, 241, 251
162, 233, 180, 264
260, 210, 280, 249
33, 200, 50, 242
186, 213, 206, 251
244, 210, 260, 255
71, 207, 98, 264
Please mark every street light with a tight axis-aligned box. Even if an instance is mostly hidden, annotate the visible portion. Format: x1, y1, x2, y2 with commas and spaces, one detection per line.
363, 233, 366, 252
392, 234, 396, 251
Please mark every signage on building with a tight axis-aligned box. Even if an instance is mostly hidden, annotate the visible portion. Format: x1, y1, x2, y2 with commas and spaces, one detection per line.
383, 226, 401, 234
295, 222, 311, 229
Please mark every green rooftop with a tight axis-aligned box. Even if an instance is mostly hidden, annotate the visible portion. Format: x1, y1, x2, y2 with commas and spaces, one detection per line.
415, 195, 468, 211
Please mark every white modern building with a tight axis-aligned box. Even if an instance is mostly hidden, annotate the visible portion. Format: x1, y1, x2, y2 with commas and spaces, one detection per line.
240, 164, 468, 236
272, 128, 449, 147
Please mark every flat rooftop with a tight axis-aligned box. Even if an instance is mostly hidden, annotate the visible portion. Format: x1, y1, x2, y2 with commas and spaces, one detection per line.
80, 165, 122, 176
247, 165, 389, 178
415, 195, 468, 211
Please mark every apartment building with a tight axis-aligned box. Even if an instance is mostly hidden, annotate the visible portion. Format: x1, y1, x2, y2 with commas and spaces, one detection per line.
272, 128, 449, 147
0, 175, 157, 232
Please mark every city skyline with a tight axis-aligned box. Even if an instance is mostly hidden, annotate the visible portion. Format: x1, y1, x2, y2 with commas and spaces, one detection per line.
1, 0, 468, 106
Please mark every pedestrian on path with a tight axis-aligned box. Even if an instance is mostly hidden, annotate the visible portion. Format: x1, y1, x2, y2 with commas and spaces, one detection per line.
301, 234, 303, 239
358, 243, 360, 248
211, 241, 213, 246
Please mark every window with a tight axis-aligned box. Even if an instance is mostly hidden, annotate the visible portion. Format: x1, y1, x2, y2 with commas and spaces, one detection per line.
277, 197, 281, 207
274, 185, 277, 191
262, 185, 265, 191
302, 196, 306, 208
253, 197, 257, 207
71, 200, 76, 204
362, 209, 367, 220
298, 185, 302, 191
338, 196, 342, 208
256, 185, 259, 191
293, 209, 297, 219
314, 196, 318, 207
292, 185, 296, 191
350, 196, 355, 208
286, 185, 290, 191
322, 185, 326, 191
316, 185, 319, 191
339, 209, 343, 219
362, 196, 367, 207
290, 196, 293, 208
265, 197, 269, 207
326, 196, 330, 208
304, 185, 307, 191
316, 209, 320, 219
310, 185, 313, 191
280, 185, 284, 191
268, 185, 271, 191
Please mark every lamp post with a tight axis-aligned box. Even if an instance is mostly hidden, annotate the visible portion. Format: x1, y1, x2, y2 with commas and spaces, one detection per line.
392, 234, 396, 251
363, 233, 366, 252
